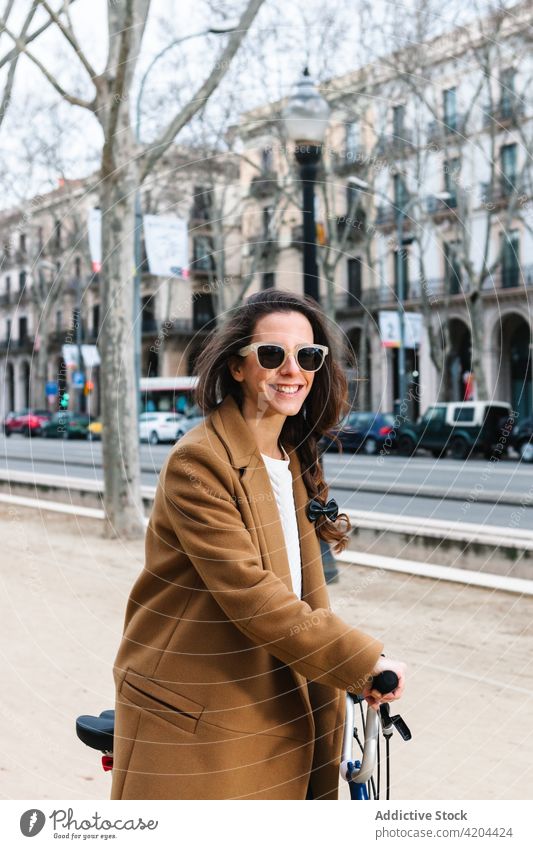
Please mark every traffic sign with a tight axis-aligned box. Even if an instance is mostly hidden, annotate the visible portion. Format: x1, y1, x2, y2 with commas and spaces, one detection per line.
45, 381, 58, 397
73, 371, 85, 388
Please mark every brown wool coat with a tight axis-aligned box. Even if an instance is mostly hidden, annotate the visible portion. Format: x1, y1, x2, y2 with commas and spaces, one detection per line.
110, 393, 383, 800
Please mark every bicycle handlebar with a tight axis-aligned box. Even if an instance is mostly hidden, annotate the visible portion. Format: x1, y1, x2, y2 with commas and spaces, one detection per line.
370, 670, 399, 695
339, 669, 400, 785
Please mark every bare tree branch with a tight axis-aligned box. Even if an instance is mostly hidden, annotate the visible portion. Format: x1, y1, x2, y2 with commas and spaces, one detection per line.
0, 0, 79, 69
0, 1, 39, 130
139, 0, 265, 183
37, 0, 99, 82
0, 18, 96, 110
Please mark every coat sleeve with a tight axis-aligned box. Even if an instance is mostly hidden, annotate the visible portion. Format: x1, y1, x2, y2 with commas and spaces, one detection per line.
161, 441, 384, 694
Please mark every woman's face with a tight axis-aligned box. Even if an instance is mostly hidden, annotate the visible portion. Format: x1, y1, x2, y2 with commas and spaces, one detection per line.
229, 310, 317, 420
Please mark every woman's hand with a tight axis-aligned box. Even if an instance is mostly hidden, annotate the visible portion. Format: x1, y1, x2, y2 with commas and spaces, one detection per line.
362, 656, 406, 712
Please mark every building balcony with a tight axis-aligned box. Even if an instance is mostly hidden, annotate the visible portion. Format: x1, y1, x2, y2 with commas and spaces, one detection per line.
17, 288, 31, 305
483, 98, 525, 128
486, 264, 533, 291
15, 335, 34, 351
375, 205, 413, 232
189, 207, 212, 229
247, 233, 278, 258
249, 171, 278, 199
375, 129, 415, 158
426, 193, 458, 218
330, 147, 366, 174
426, 114, 466, 144
480, 179, 516, 207
189, 255, 216, 277
335, 212, 367, 241
335, 266, 533, 315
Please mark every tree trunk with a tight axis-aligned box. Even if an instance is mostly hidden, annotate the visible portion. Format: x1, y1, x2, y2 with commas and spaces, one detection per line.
99, 121, 144, 538
469, 294, 488, 400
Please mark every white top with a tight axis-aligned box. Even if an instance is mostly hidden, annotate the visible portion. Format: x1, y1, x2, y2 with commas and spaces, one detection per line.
260, 444, 302, 599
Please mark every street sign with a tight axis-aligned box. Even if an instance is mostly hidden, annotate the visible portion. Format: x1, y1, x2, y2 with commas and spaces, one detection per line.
143, 214, 189, 277
73, 371, 85, 388
45, 381, 58, 397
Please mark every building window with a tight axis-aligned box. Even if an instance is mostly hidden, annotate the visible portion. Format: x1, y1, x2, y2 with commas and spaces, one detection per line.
500, 143, 517, 194
191, 185, 212, 221
500, 68, 515, 117
54, 220, 62, 250
443, 87, 457, 130
56, 310, 62, 332
262, 205, 274, 237
37, 226, 44, 251
193, 291, 215, 329
345, 121, 360, 157
6, 275, 10, 295
444, 242, 462, 294
347, 257, 362, 302
262, 272, 275, 289
19, 315, 28, 342
92, 304, 100, 337
260, 147, 273, 173
75, 256, 81, 279
501, 230, 519, 288
392, 104, 406, 138
192, 236, 215, 272
19, 233, 26, 254
19, 270, 27, 291
444, 158, 460, 204
6, 318, 11, 341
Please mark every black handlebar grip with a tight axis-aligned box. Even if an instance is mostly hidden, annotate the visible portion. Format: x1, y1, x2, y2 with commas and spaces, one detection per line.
371, 670, 399, 695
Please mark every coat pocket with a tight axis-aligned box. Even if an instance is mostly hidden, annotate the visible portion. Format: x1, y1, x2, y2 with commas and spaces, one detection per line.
118, 668, 205, 735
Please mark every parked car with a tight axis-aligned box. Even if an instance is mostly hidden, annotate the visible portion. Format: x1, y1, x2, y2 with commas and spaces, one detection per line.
41, 412, 91, 439
320, 411, 396, 455
396, 401, 513, 459
175, 405, 205, 440
510, 416, 533, 462
3, 408, 52, 437
139, 412, 185, 445
87, 420, 102, 441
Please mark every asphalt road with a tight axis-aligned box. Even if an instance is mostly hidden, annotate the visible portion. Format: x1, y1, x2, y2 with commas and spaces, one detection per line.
2, 433, 532, 527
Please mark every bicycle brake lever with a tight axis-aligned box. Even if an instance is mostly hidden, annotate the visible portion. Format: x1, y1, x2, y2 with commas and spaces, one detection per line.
379, 704, 412, 741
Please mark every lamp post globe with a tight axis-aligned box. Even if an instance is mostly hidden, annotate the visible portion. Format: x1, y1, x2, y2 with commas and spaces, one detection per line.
283, 68, 330, 303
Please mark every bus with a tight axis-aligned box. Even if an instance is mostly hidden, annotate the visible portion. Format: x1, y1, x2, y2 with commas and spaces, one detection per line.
139, 376, 198, 414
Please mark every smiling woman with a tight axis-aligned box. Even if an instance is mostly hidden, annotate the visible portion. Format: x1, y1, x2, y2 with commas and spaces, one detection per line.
110, 288, 406, 800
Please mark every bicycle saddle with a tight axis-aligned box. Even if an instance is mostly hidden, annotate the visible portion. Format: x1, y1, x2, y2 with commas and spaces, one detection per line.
76, 709, 115, 752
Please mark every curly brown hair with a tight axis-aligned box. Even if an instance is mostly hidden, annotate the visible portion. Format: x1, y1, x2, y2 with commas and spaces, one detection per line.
193, 289, 354, 553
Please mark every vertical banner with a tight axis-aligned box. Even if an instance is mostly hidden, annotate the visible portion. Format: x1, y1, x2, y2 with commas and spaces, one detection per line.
379, 311, 422, 348
143, 215, 189, 277
87, 208, 102, 273
379, 311, 400, 347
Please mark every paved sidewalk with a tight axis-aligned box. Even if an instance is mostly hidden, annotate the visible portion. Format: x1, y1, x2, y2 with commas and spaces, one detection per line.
0, 502, 532, 800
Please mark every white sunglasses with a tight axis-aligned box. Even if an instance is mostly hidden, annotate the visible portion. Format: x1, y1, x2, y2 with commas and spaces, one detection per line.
237, 342, 329, 372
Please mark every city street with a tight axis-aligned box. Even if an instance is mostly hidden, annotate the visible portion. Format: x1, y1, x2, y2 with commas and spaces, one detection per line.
2, 434, 532, 528
0, 502, 531, 800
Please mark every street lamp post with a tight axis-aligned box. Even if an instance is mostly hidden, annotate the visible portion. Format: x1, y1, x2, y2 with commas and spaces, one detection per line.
283, 68, 330, 304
